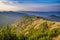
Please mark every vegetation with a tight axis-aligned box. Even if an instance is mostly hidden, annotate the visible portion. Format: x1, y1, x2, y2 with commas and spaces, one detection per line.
0, 17, 60, 40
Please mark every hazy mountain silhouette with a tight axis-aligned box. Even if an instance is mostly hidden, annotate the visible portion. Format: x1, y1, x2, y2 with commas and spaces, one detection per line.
46, 15, 60, 22
0, 11, 60, 26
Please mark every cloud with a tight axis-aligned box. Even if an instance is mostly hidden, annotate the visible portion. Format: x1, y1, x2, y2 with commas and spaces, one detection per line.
0, 0, 60, 11
0, 1, 21, 11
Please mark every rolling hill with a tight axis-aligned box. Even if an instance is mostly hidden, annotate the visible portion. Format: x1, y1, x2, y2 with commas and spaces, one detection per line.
0, 16, 60, 40
11, 16, 60, 40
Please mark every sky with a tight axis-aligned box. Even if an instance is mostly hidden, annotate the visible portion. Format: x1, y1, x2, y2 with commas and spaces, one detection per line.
0, 0, 60, 11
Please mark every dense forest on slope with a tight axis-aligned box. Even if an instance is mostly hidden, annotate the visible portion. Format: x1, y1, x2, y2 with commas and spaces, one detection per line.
0, 16, 60, 40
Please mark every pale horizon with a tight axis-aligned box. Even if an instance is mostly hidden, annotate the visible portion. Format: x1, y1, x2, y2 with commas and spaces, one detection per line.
0, 0, 60, 11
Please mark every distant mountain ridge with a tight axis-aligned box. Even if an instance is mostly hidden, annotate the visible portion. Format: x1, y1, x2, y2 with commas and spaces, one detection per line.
0, 11, 60, 26
46, 15, 60, 22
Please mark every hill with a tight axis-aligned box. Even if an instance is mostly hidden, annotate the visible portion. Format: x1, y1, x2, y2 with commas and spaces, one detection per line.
11, 16, 60, 40
12, 16, 60, 29
0, 12, 60, 40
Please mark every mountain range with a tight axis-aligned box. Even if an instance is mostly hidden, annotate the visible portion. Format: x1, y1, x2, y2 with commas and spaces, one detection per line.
0, 11, 60, 26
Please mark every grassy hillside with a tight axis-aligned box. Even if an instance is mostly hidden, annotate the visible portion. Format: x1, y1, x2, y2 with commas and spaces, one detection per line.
0, 16, 60, 40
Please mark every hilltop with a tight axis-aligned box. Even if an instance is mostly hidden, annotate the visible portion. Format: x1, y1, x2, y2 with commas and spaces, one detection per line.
12, 16, 60, 29
11, 16, 60, 40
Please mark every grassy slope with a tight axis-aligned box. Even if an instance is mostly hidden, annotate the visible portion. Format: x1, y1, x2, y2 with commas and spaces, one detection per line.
11, 16, 60, 40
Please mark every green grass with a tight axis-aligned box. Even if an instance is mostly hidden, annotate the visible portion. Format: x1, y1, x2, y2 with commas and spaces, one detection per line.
0, 22, 60, 40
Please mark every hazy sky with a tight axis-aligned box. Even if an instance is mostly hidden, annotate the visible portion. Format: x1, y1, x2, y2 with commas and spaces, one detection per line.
0, 0, 60, 11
